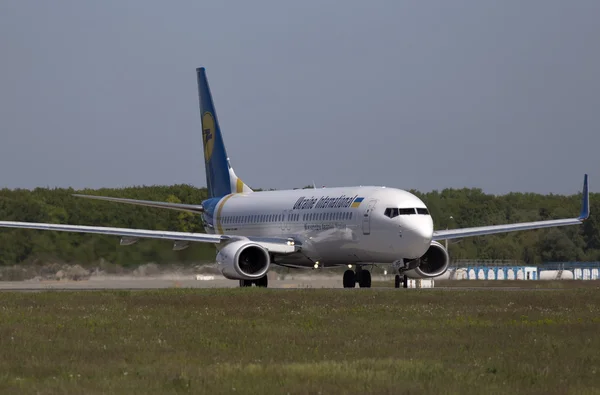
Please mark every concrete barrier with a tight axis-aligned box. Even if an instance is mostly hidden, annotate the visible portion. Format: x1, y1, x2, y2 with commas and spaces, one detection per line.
406, 279, 435, 288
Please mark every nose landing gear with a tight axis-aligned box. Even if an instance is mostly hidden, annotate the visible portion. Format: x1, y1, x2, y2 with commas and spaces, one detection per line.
394, 274, 408, 288
239, 275, 269, 288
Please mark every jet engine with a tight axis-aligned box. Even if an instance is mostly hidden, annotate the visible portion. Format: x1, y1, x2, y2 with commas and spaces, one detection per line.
402, 241, 450, 279
216, 240, 271, 280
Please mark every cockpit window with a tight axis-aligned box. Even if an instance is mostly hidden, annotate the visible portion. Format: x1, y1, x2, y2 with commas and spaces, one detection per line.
384, 208, 399, 218
384, 207, 429, 218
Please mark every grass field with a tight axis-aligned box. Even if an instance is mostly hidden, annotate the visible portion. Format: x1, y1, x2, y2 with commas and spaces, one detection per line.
1, 287, 600, 394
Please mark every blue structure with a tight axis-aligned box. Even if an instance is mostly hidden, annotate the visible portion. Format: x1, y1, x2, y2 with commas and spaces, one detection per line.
539, 262, 600, 280
450, 261, 600, 280
463, 266, 538, 280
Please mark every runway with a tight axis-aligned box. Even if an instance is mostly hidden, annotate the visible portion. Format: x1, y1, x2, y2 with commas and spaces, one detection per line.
0, 275, 350, 291
0, 276, 572, 291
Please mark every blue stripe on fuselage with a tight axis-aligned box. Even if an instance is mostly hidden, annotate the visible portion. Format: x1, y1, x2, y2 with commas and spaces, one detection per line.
201, 197, 222, 229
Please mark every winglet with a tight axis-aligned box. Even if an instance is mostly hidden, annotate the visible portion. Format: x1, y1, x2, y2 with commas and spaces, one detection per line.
579, 174, 590, 220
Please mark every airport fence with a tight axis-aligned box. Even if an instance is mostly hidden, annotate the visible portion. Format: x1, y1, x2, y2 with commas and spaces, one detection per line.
447, 260, 600, 280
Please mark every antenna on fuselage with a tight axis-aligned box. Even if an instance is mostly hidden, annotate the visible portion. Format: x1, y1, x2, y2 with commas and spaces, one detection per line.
312, 180, 317, 189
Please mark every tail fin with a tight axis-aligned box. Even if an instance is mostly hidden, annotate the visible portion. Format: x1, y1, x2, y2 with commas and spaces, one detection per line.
196, 67, 252, 198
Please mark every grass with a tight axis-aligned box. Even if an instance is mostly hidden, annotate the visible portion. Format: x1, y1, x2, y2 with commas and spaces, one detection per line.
1, 287, 600, 394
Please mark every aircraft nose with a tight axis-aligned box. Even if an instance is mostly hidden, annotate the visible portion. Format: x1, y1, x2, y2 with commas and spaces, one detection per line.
402, 217, 434, 258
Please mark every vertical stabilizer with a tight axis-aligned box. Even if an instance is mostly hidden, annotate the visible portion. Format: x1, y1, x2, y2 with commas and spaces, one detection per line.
196, 67, 252, 197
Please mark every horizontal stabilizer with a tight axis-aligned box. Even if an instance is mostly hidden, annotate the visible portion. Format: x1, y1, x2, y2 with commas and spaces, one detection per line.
72, 194, 204, 214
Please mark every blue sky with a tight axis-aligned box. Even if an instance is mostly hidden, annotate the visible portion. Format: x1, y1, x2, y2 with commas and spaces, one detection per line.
1, 0, 598, 195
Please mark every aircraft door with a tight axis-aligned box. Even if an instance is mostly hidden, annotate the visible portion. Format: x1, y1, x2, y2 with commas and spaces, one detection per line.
362, 199, 377, 235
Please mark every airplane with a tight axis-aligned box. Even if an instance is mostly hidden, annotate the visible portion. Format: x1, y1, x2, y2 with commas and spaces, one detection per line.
0, 67, 591, 289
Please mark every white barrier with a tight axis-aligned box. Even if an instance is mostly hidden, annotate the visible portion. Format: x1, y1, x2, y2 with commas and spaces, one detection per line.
538, 270, 574, 280
406, 279, 435, 288
573, 268, 600, 280
195, 275, 215, 281
462, 266, 538, 280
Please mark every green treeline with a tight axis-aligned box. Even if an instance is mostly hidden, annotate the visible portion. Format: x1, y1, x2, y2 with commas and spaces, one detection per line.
0, 185, 598, 266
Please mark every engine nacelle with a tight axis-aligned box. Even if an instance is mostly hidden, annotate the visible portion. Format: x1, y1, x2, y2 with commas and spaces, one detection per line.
403, 241, 450, 279
216, 240, 270, 280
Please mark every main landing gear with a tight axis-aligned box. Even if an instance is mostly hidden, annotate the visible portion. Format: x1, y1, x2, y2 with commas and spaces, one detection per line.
239, 275, 268, 288
343, 266, 372, 288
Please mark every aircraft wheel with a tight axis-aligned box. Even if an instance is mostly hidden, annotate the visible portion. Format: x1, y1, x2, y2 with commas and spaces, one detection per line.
343, 270, 356, 288
240, 280, 253, 287
394, 275, 401, 289
358, 270, 372, 288
403, 275, 408, 288
255, 275, 269, 288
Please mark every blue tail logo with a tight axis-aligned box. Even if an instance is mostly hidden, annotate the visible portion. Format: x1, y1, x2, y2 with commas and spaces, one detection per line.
197, 67, 231, 198
202, 113, 215, 162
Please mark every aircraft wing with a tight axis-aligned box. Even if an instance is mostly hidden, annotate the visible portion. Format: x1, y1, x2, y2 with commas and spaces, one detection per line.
0, 222, 297, 254
72, 194, 205, 214
433, 174, 590, 241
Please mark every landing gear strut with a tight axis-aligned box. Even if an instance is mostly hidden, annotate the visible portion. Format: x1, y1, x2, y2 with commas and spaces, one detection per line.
239, 275, 269, 288
342, 266, 372, 288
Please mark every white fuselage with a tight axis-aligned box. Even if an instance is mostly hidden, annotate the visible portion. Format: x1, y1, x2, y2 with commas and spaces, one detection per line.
206, 186, 434, 267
